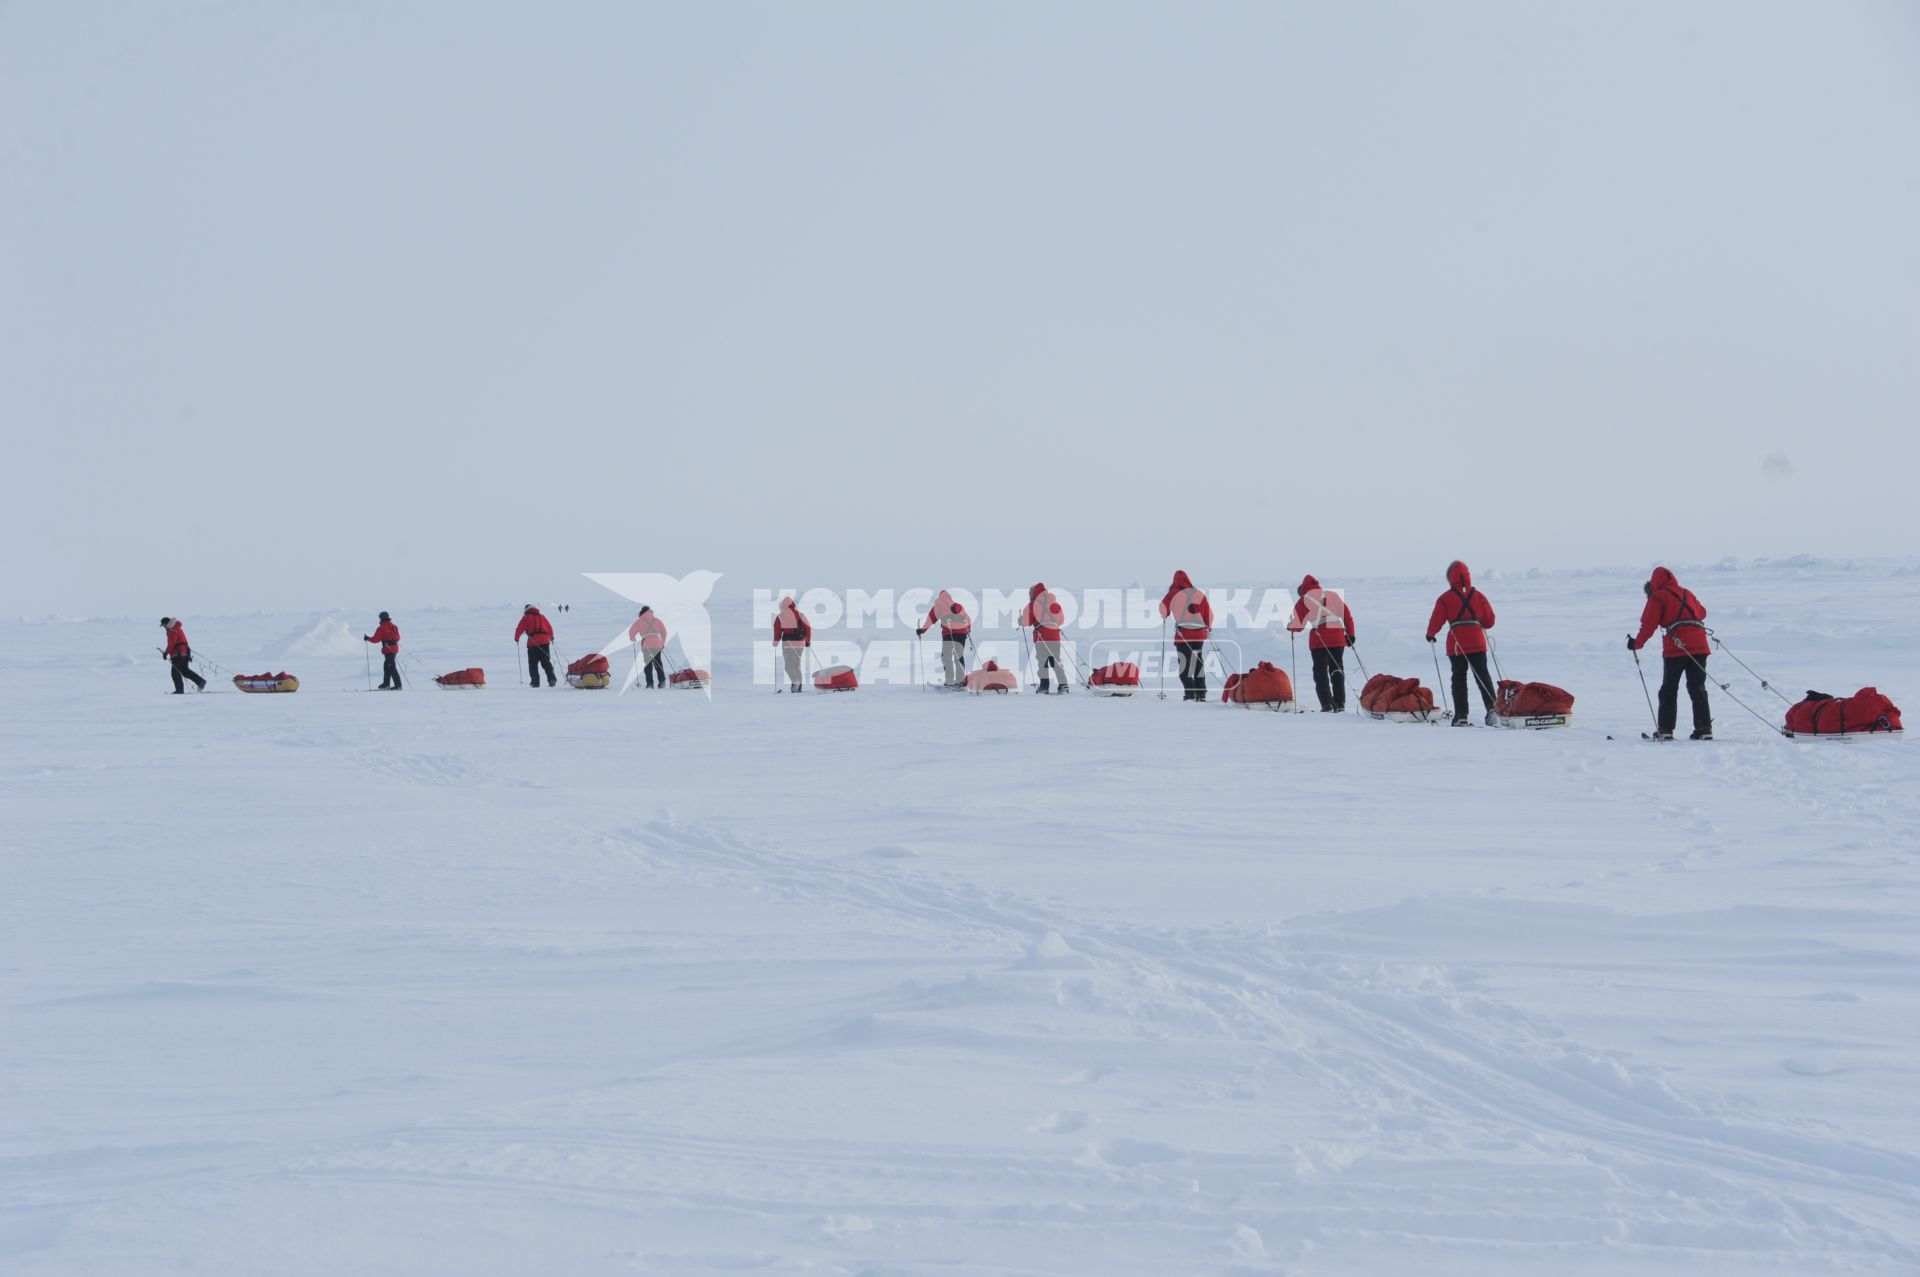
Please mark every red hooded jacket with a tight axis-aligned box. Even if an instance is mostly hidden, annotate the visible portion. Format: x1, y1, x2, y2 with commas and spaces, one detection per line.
1020, 583, 1064, 642
1287, 575, 1353, 650
1159, 571, 1212, 642
514, 609, 555, 648
627, 610, 669, 653
773, 597, 812, 647
366, 620, 400, 655
920, 590, 971, 638
1425, 561, 1496, 656
164, 621, 191, 659
1632, 566, 1709, 658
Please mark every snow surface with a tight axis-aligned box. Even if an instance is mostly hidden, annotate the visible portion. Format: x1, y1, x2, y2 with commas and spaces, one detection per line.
4, 559, 1918, 1275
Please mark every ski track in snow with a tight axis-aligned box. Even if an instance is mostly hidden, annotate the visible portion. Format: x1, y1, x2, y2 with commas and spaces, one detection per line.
2, 559, 1918, 1274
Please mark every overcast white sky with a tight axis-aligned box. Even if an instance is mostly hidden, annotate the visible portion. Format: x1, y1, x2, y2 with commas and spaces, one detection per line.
3, 1, 1915, 618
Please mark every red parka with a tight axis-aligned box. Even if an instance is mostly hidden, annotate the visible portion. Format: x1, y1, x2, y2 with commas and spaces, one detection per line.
773, 597, 812, 648
514, 608, 555, 648
1159, 571, 1212, 641
920, 590, 971, 638
1425, 561, 1496, 656
1021, 583, 1065, 642
627, 610, 669, 653
1287, 575, 1353, 650
164, 621, 191, 659
366, 620, 400, 655
1632, 566, 1710, 658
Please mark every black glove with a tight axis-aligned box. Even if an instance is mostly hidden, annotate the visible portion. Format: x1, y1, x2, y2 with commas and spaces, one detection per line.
362, 635, 371, 642
916, 626, 926, 636
1625, 635, 1637, 651
1346, 633, 1356, 647
1426, 635, 1437, 644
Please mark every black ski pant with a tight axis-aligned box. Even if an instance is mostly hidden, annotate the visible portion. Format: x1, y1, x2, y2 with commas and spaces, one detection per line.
169, 654, 206, 693
1450, 651, 1495, 719
527, 644, 557, 686
380, 652, 401, 689
1658, 654, 1712, 736
643, 653, 665, 688
1310, 646, 1346, 711
1175, 639, 1206, 700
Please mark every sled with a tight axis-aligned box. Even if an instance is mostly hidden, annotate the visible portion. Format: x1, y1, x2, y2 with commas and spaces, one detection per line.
668, 667, 710, 689
1222, 662, 1297, 711
234, 673, 299, 693
1492, 712, 1571, 730
1087, 661, 1141, 698
1783, 727, 1903, 741
813, 664, 858, 692
965, 661, 1019, 695
1783, 688, 1902, 739
1363, 707, 1447, 723
566, 671, 612, 689
434, 667, 486, 689
1358, 673, 1438, 721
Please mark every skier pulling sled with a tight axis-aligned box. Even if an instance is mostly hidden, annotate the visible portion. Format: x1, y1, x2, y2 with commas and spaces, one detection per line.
565, 654, 612, 689
1491, 679, 1575, 729
1359, 674, 1443, 722
964, 660, 1019, 695
234, 671, 300, 693
1782, 688, 1903, 740
434, 667, 486, 689
1221, 661, 1301, 711
1087, 661, 1140, 698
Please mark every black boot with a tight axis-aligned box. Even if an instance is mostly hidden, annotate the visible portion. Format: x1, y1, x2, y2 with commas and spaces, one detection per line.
1690, 727, 1713, 740
1037, 680, 1051, 694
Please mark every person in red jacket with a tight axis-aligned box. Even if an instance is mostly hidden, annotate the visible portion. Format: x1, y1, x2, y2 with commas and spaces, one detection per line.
917, 589, 973, 687
362, 611, 402, 690
159, 617, 207, 693
628, 606, 670, 689
1424, 560, 1498, 725
1159, 571, 1213, 701
513, 604, 557, 687
1287, 575, 1354, 712
1022, 582, 1069, 694
1629, 565, 1713, 740
772, 595, 812, 692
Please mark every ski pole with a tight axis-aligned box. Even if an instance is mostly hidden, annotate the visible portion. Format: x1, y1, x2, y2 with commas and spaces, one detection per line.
1630, 642, 1658, 729
1348, 640, 1369, 681
1430, 637, 1451, 718
1158, 618, 1168, 700
364, 641, 372, 690
1289, 632, 1299, 702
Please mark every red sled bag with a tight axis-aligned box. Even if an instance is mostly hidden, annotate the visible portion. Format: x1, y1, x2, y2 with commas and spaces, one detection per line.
813, 664, 858, 691
566, 653, 610, 677
1784, 687, 1902, 736
1088, 662, 1140, 694
1495, 680, 1575, 716
435, 667, 486, 687
668, 667, 710, 688
965, 660, 1019, 694
1360, 674, 1434, 715
1222, 661, 1294, 706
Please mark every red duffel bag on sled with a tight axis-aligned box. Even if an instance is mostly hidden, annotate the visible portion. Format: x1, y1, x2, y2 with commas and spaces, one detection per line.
435, 667, 485, 688
1784, 687, 1902, 738
1492, 679, 1575, 728
1088, 661, 1139, 696
965, 660, 1019, 694
669, 667, 710, 689
813, 664, 858, 692
1359, 673, 1437, 720
1222, 661, 1296, 709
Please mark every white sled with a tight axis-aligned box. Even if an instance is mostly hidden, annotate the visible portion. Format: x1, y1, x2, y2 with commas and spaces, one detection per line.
1782, 728, 1903, 742
1363, 708, 1446, 724
1229, 699, 1303, 713
1088, 684, 1136, 698
1493, 712, 1571, 730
